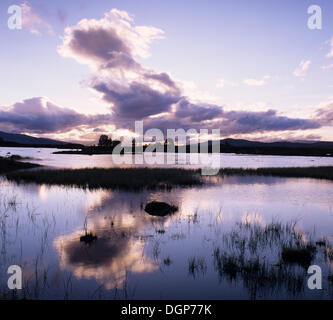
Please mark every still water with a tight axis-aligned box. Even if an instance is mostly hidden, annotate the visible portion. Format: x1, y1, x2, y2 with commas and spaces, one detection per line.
0, 148, 333, 299
1, 147, 333, 169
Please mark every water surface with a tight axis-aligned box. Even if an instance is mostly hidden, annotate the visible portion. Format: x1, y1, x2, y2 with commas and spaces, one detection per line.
2, 147, 333, 169
1, 171, 333, 299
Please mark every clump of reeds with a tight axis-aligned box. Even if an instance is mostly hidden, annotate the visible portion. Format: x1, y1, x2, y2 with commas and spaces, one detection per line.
213, 219, 328, 298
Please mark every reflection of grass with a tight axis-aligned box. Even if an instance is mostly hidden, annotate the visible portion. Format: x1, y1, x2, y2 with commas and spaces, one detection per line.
188, 257, 207, 277
219, 166, 333, 181
7, 195, 18, 209
6, 168, 202, 191
170, 233, 186, 240
214, 252, 238, 279
0, 156, 40, 174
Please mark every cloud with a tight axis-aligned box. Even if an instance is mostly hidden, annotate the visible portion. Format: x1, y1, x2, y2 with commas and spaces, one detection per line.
217, 79, 237, 88
58, 8, 163, 70
127, 105, 320, 137
293, 60, 311, 78
144, 72, 179, 92
326, 37, 333, 58
55, 8, 326, 140
316, 102, 333, 125
218, 109, 320, 135
0, 7, 326, 143
93, 81, 180, 122
174, 99, 223, 122
243, 75, 270, 87
321, 63, 333, 70
274, 132, 322, 142
20, 1, 54, 35
0, 97, 112, 134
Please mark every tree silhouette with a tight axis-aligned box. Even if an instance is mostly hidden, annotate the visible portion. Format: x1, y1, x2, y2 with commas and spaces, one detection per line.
98, 135, 112, 147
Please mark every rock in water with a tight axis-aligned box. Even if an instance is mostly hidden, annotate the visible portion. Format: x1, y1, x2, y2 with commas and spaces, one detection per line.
80, 232, 97, 244
144, 201, 178, 217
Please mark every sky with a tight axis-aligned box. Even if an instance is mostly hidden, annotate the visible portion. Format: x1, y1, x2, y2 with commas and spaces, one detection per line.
0, 0, 333, 144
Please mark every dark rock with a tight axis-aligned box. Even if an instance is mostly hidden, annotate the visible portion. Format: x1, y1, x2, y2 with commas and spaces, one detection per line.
144, 201, 178, 217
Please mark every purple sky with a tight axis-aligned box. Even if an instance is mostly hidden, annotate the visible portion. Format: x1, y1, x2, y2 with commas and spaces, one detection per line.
0, 0, 333, 143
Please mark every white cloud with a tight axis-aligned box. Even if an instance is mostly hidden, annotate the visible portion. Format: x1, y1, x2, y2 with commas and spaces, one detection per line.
180, 80, 220, 104
217, 78, 237, 89
20, 1, 54, 35
243, 75, 270, 86
58, 8, 164, 69
293, 60, 311, 78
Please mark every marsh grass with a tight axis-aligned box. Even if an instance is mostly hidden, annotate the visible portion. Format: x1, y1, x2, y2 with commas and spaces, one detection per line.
4, 166, 333, 193
219, 219, 318, 268
7, 195, 19, 211
218, 166, 333, 181
6, 168, 203, 191
213, 248, 305, 299
0, 157, 40, 174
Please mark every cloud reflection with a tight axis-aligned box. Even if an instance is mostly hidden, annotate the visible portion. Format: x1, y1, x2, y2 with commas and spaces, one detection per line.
53, 191, 175, 290
54, 230, 157, 290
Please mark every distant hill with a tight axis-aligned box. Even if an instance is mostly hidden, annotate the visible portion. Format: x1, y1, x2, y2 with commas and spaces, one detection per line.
0, 131, 66, 145
218, 138, 333, 149
0, 131, 83, 149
